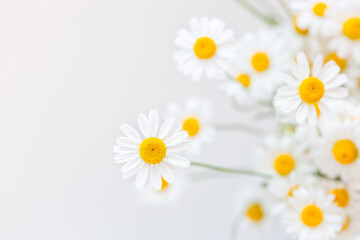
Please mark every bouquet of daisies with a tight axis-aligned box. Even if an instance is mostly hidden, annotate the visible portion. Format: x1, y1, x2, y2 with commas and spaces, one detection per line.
114, 0, 360, 239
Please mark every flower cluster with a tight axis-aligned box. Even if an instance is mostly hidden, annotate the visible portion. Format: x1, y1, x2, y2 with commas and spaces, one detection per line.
114, 0, 360, 239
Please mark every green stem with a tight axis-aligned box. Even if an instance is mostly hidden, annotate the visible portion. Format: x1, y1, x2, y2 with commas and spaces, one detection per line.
212, 123, 266, 136
191, 161, 271, 179
277, 0, 293, 19
234, 0, 278, 25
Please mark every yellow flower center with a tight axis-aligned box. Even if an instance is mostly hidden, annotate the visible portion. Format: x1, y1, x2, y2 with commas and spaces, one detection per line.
287, 185, 300, 198
325, 52, 347, 71
313, 2, 327, 17
193, 37, 217, 59
236, 74, 251, 88
293, 15, 308, 35
182, 117, 200, 137
330, 188, 350, 207
139, 137, 167, 164
251, 52, 270, 72
299, 77, 325, 104
246, 203, 264, 222
342, 216, 351, 232
274, 154, 296, 176
333, 139, 358, 164
343, 17, 360, 40
301, 205, 323, 227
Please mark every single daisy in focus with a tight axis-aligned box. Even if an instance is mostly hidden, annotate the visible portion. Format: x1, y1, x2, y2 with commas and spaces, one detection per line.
167, 97, 215, 155
173, 17, 236, 81
284, 187, 344, 240
328, 2, 360, 62
234, 186, 287, 240
291, 0, 340, 37
113, 110, 191, 190
223, 29, 291, 102
254, 134, 314, 178
268, 171, 317, 215
274, 52, 349, 126
314, 121, 360, 181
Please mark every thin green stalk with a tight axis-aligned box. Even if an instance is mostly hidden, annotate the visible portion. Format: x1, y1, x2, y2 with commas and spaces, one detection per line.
277, 0, 293, 19
191, 161, 271, 179
212, 123, 266, 136
234, 0, 278, 25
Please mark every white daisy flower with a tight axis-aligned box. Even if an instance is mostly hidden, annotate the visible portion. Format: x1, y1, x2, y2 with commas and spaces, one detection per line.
227, 29, 292, 102
254, 134, 314, 178
113, 110, 191, 190
291, 0, 341, 37
234, 186, 287, 240
268, 171, 317, 215
322, 180, 358, 209
328, 2, 360, 62
314, 121, 360, 181
173, 17, 236, 81
284, 187, 344, 240
167, 97, 215, 155
274, 52, 349, 126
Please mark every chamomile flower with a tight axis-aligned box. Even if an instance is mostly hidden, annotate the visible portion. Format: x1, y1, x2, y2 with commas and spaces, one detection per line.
323, 180, 357, 209
274, 52, 349, 126
234, 186, 286, 240
167, 97, 215, 155
254, 134, 313, 178
173, 17, 236, 81
284, 187, 344, 240
314, 121, 360, 181
268, 172, 317, 215
328, 3, 360, 62
291, 0, 340, 37
229, 29, 291, 102
113, 110, 191, 190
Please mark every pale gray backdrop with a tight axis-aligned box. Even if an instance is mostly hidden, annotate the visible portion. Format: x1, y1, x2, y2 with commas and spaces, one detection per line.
0, 0, 281, 239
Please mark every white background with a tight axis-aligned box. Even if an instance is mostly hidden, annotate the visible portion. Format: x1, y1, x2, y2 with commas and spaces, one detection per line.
0, 0, 281, 239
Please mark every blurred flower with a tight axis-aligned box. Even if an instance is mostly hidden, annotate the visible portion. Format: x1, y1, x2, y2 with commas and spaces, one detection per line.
274, 52, 348, 126
167, 97, 215, 155
114, 110, 191, 190
173, 17, 236, 81
284, 187, 344, 240
314, 121, 360, 181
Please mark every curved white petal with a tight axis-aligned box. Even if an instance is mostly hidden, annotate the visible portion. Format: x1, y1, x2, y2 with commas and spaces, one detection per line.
165, 155, 191, 168
137, 113, 150, 137
120, 124, 142, 143
148, 110, 159, 137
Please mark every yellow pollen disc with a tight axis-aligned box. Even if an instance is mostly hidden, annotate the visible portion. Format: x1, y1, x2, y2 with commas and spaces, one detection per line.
246, 203, 264, 222
236, 74, 251, 88
193, 37, 217, 59
139, 137, 166, 164
287, 185, 300, 198
299, 77, 325, 104
293, 15, 308, 35
333, 139, 358, 164
182, 117, 200, 137
274, 154, 296, 176
301, 205, 323, 227
341, 216, 351, 232
326, 52, 347, 71
358, 77, 360, 89
330, 188, 350, 207
343, 17, 360, 40
313, 2, 327, 17
251, 52, 270, 72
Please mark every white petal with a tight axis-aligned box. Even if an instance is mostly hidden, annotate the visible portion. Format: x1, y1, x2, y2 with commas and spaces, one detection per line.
165, 131, 189, 146
115, 154, 139, 164
165, 155, 191, 168
148, 110, 159, 137
307, 105, 317, 127
167, 141, 192, 152
312, 54, 324, 77
296, 103, 308, 124
135, 164, 149, 188
296, 52, 310, 78
279, 73, 298, 86
120, 124, 142, 143
137, 113, 150, 137
121, 158, 142, 173
150, 166, 162, 190
122, 161, 143, 179
276, 86, 299, 96
325, 74, 348, 89
158, 163, 175, 184
115, 137, 139, 149
158, 117, 176, 139
319, 65, 340, 83
324, 87, 349, 98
